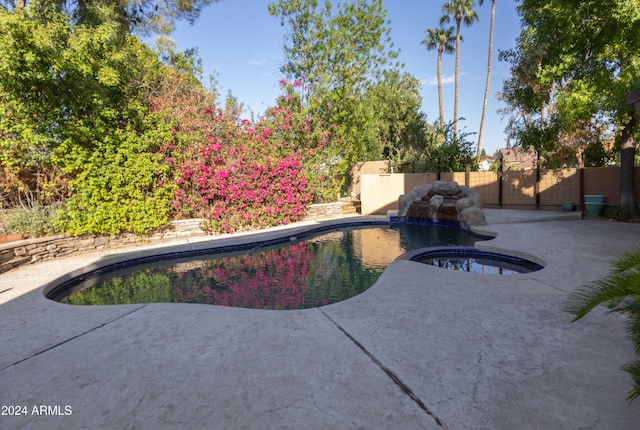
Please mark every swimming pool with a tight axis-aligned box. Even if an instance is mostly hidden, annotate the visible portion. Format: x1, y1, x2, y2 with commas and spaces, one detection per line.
46, 221, 490, 310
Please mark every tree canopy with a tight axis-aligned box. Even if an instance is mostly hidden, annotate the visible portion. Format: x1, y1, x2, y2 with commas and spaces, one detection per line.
502, 0, 640, 215
0, 0, 218, 34
268, 0, 427, 190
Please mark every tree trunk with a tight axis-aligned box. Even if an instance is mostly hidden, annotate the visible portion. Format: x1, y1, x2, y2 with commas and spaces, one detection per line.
619, 116, 637, 218
477, 0, 495, 159
437, 48, 444, 130
453, 18, 461, 141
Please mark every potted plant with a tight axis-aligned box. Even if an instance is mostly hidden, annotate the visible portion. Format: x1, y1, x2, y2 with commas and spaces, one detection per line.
584, 195, 606, 216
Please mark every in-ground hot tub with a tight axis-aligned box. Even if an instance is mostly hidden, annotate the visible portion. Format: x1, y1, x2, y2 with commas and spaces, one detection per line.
402, 247, 544, 275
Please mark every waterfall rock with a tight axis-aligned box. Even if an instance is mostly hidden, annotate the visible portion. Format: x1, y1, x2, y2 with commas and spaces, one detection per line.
398, 181, 487, 228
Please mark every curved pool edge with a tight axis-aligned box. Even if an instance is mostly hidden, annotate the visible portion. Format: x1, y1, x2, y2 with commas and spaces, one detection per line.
41, 216, 384, 300
473, 241, 548, 269
44, 215, 493, 303
396, 246, 545, 274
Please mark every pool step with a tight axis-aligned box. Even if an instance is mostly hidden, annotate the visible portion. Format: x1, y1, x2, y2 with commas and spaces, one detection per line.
340, 198, 361, 215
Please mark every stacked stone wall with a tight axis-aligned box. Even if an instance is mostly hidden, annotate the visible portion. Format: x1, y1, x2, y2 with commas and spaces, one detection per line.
0, 203, 345, 274
0, 219, 207, 274
302, 202, 343, 220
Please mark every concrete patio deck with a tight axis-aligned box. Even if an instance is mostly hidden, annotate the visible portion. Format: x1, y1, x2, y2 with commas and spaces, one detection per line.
1, 209, 639, 429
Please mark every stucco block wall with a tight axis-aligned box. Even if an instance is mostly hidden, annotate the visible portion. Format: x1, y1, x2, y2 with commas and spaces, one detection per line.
359, 166, 640, 215
350, 161, 389, 199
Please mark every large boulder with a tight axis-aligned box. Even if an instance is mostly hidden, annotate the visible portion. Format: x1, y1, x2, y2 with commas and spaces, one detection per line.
398, 184, 432, 216
398, 181, 487, 227
458, 206, 487, 229
405, 201, 434, 219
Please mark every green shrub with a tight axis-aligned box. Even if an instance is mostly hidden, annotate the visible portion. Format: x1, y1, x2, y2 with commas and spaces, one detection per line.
59, 127, 175, 236
4, 203, 63, 238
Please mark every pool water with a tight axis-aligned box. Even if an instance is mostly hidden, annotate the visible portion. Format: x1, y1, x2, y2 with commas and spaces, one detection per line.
52, 223, 484, 310
417, 254, 542, 274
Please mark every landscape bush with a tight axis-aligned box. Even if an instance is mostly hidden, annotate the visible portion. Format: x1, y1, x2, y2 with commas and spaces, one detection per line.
2, 203, 63, 238
0, 4, 176, 235
157, 81, 340, 233
0, 4, 345, 237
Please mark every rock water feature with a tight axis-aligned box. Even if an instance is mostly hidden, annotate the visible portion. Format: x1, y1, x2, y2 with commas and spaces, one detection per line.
398, 181, 487, 228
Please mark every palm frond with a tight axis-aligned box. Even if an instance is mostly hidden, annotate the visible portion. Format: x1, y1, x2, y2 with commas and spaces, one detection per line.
626, 312, 640, 355
621, 360, 640, 402
565, 245, 640, 403
563, 271, 640, 321
612, 245, 640, 274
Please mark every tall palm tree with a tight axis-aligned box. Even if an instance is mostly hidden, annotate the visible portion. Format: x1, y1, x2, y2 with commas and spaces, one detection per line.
441, 0, 480, 140
422, 25, 456, 131
477, 0, 495, 159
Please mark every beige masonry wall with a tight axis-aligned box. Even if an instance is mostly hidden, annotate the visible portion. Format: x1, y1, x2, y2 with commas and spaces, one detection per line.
358, 164, 640, 215
350, 160, 389, 199
359, 173, 402, 215
360, 173, 437, 215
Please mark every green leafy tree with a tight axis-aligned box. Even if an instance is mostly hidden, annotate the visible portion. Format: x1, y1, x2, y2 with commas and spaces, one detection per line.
422, 25, 456, 130
499, 26, 554, 125
388, 119, 476, 174
440, 0, 480, 140
268, 0, 401, 189
498, 29, 561, 166
508, 0, 640, 217
430, 122, 477, 172
0, 2, 176, 234
365, 69, 426, 167
1, 0, 219, 34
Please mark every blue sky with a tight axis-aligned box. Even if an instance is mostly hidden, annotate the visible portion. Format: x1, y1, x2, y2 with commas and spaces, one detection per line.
162, 0, 522, 157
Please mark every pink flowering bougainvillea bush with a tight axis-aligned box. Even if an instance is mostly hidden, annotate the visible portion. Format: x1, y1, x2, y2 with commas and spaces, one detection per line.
269, 78, 344, 203
155, 74, 340, 234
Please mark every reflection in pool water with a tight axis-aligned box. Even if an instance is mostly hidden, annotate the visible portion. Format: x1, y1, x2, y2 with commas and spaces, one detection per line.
54, 223, 485, 310
417, 254, 542, 274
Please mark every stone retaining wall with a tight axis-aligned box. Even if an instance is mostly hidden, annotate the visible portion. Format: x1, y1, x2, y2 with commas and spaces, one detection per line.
303, 202, 343, 220
0, 203, 345, 274
0, 219, 206, 274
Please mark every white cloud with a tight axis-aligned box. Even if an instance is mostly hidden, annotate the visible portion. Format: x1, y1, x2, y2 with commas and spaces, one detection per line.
247, 51, 267, 66
424, 74, 456, 86
248, 57, 266, 66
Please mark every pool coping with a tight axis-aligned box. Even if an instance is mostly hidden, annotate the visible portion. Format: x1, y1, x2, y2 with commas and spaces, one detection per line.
42, 216, 496, 302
